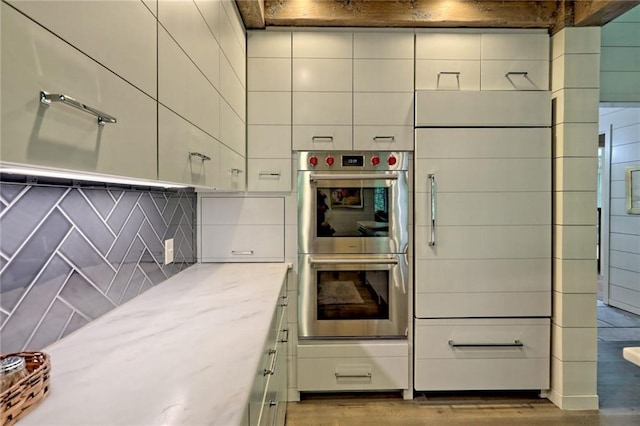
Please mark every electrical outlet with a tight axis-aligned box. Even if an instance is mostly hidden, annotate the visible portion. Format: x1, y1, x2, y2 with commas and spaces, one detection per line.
164, 239, 174, 265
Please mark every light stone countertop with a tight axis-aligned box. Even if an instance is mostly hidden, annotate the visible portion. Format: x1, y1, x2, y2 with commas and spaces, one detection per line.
20, 262, 290, 426
623, 347, 640, 367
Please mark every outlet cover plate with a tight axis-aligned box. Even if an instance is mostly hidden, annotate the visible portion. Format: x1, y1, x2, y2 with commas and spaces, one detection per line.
164, 238, 174, 265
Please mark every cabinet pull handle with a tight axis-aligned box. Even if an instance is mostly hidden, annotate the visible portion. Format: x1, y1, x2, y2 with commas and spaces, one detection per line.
40, 91, 117, 126
259, 171, 282, 178
231, 250, 254, 256
437, 71, 460, 89
263, 349, 278, 376
188, 152, 211, 161
310, 172, 399, 181
448, 339, 524, 348
312, 136, 334, 142
428, 174, 436, 247
229, 168, 243, 175
309, 256, 398, 265
373, 136, 395, 142
505, 71, 529, 77
280, 295, 289, 307
269, 401, 277, 407
280, 328, 289, 343
335, 372, 372, 378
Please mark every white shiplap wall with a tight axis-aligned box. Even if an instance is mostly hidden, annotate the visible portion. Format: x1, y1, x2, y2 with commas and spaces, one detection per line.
600, 107, 640, 313
600, 5, 640, 103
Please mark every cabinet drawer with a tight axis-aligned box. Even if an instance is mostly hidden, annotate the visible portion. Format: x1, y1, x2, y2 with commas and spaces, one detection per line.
7, 0, 157, 97
293, 59, 352, 92
482, 61, 549, 91
293, 32, 352, 58
1, 4, 157, 180
414, 318, 550, 390
415, 60, 481, 90
297, 356, 408, 391
353, 33, 414, 59
353, 126, 414, 151
353, 59, 414, 92
248, 159, 292, 192
158, 106, 219, 187
481, 33, 549, 61
200, 197, 284, 225
159, 27, 220, 139
200, 225, 284, 262
415, 33, 481, 60
293, 93, 352, 126
354, 93, 414, 126
292, 126, 352, 151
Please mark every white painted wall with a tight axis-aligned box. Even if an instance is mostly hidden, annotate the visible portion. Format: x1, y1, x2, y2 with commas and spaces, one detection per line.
600, 107, 640, 314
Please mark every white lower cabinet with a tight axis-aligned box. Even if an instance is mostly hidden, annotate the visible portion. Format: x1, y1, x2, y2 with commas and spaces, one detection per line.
246, 281, 288, 426
1, 3, 157, 180
297, 341, 409, 392
414, 318, 550, 391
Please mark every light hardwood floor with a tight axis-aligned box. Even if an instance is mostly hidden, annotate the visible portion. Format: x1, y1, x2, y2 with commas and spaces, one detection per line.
287, 303, 640, 425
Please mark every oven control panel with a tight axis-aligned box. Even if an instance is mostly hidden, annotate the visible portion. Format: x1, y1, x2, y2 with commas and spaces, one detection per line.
298, 152, 407, 171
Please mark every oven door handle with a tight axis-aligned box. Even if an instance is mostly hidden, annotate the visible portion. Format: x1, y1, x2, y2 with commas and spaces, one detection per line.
310, 172, 399, 181
309, 257, 398, 265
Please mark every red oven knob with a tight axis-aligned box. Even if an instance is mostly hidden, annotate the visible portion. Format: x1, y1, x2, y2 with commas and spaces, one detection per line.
371, 156, 381, 166
309, 155, 318, 167
388, 155, 397, 166
326, 156, 335, 166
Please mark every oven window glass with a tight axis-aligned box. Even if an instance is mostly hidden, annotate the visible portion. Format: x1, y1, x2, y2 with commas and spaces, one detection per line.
316, 187, 389, 237
316, 270, 389, 320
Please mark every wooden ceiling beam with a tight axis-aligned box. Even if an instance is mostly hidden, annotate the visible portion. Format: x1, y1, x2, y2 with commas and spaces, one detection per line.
260, 0, 558, 29
574, 0, 640, 26
236, 0, 266, 29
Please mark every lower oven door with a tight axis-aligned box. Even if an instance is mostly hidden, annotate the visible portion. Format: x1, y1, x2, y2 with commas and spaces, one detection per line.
298, 254, 409, 339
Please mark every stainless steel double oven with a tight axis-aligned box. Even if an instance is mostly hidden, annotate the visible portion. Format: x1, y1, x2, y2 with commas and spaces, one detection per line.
297, 152, 409, 339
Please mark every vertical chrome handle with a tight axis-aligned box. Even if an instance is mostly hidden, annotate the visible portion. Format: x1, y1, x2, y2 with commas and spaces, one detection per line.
428, 174, 436, 247
280, 328, 289, 343
40, 91, 117, 125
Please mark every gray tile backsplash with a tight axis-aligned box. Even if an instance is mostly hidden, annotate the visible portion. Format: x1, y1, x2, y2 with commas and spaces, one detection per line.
0, 183, 196, 353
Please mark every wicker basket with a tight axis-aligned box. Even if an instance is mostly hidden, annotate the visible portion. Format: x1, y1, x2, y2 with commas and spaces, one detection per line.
0, 352, 50, 426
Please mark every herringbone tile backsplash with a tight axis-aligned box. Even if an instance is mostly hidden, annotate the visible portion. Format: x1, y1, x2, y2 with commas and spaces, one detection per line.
0, 183, 196, 353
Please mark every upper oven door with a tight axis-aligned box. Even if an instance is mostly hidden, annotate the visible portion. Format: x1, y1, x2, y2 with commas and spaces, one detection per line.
298, 170, 409, 254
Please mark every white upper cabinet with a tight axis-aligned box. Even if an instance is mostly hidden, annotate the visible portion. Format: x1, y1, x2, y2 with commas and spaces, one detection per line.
481, 33, 550, 90
416, 32, 549, 91
158, 0, 220, 89
1, 3, 156, 180
6, 0, 157, 98
247, 31, 293, 192
415, 33, 481, 91
292, 32, 353, 151
353, 33, 414, 151
158, 105, 220, 188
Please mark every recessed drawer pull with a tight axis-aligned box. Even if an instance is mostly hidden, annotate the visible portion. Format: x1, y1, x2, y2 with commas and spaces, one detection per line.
259, 171, 282, 178
40, 91, 117, 126
448, 339, 524, 348
505, 71, 529, 77
312, 136, 334, 142
335, 372, 372, 378
437, 71, 460, 89
373, 136, 395, 142
188, 152, 211, 161
231, 250, 254, 256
